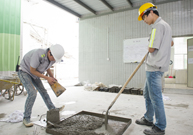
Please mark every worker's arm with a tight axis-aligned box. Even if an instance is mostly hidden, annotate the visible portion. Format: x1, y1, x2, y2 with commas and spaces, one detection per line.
30, 67, 56, 85
171, 40, 174, 46
47, 68, 54, 78
148, 47, 155, 53
47, 68, 57, 81
148, 41, 173, 53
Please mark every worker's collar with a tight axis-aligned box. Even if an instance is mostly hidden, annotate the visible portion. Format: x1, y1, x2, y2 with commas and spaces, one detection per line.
45, 48, 50, 62
152, 17, 161, 27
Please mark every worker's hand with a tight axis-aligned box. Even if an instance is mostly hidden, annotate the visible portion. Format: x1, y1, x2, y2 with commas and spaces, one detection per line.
52, 77, 57, 82
47, 77, 56, 85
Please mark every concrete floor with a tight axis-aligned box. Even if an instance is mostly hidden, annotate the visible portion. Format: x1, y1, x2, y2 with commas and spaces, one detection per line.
0, 80, 193, 135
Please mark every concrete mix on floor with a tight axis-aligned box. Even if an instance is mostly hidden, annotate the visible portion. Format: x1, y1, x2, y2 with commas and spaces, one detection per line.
0, 81, 193, 135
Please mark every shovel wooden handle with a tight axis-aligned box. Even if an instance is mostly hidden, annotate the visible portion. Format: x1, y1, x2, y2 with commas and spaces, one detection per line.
109, 53, 148, 108
105, 53, 148, 129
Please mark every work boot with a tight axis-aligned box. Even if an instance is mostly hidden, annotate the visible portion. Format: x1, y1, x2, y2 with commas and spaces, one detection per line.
23, 117, 33, 127
135, 116, 153, 126
143, 125, 165, 135
56, 105, 65, 112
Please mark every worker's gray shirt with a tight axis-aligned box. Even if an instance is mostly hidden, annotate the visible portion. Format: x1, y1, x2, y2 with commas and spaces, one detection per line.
20, 48, 55, 79
145, 17, 172, 72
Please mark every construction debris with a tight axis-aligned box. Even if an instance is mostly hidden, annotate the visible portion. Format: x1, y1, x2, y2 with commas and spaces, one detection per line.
98, 87, 143, 95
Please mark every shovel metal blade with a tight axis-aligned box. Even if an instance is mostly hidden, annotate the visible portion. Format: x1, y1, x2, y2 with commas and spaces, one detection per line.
50, 82, 66, 97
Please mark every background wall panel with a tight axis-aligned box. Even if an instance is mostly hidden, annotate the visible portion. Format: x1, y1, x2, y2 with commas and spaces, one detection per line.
0, 0, 21, 75
79, 0, 193, 87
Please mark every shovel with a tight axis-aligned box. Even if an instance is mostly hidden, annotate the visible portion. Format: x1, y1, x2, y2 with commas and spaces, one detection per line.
105, 53, 148, 129
50, 82, 66, 97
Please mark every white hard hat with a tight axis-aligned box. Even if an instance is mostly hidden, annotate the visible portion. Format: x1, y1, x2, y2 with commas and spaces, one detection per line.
50, 44, 64, 63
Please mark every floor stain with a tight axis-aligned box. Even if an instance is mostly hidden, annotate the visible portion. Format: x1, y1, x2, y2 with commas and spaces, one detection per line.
110, 110, 123, 115
111, 110, 121, 112
165, 103, 189, 109
0, 113, 6, 119
165, 106, 172, 109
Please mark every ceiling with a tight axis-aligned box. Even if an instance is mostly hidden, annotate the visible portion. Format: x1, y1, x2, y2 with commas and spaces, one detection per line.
44, 0, 180, 19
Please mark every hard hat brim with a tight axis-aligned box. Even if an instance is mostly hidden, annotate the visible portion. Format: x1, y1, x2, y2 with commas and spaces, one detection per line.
138, 16, 142, 21
55, 58, 62, 63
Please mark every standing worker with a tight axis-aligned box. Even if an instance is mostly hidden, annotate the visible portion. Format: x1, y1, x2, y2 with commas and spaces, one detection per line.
135, 3, 172, 135
18, 44, 65, 127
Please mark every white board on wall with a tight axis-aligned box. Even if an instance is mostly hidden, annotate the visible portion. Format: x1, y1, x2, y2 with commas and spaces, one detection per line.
123, 37, 149, 63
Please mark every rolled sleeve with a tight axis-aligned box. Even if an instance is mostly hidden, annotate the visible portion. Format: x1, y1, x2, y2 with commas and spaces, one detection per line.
149, 25, 163, 49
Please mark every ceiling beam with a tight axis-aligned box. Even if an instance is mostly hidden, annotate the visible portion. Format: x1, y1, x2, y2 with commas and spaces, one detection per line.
100, 0, 114, 11
45, 0, 81, 18
126, 0, 133, 7
81, 0, 181, 20
74, 0, 97, 15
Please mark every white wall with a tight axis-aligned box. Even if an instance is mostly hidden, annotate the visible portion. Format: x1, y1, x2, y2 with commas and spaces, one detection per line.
21, 0, 79, 80
79, 0, 193, 87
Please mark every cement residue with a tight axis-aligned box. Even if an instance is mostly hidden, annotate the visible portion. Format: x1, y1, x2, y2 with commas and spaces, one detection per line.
165, 103, 189, 108
50, 114, 104, 135
0, 113, 6, 119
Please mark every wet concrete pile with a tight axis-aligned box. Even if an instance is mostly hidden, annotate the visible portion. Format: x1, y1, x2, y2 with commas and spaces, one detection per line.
50, 114, 105, 135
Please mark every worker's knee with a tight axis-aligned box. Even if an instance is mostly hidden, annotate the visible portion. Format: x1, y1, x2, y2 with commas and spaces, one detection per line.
27, 89, 37, 98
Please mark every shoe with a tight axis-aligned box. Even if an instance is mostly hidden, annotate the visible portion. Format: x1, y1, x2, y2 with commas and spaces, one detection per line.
135, 116, 153, 126
23, 118, 33, 127
144, 125, 165, 135
56, 105, 65, 112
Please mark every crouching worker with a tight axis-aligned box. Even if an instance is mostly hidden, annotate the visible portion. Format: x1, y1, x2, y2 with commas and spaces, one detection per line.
18, 44, 65, 127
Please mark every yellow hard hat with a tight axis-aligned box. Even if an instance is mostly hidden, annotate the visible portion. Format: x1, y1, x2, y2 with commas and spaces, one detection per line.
138, 3, 157, 21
